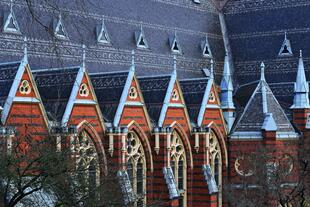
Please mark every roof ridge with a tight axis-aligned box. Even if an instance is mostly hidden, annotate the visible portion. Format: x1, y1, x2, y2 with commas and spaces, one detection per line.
90, 70, 129, 76
33, 66, 80, 73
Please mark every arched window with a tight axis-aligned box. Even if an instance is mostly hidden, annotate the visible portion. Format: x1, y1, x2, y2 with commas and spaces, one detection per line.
170, 131, 187, 207
126, 131, 146, 207
209, 131, 222, 207
75, 131, 100, 191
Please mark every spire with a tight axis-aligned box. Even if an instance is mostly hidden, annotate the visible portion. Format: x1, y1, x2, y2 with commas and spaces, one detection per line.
173, 55, 177, 76
130, 50, 135, 72
82, 44, 86, 69
22, 36, 28, 63
210, 59, 214, 80
221, 53, 235, 109
260, 62, 266, 81
291, 50, 310, 109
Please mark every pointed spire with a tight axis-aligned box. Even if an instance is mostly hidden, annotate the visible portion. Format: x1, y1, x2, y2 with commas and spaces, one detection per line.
130, 50, 135, 72
210, 59, 214, 80
22, 36, 28, 63
82, 44, 86, 69
260, 62, 265, 81
291, 50, 310, 109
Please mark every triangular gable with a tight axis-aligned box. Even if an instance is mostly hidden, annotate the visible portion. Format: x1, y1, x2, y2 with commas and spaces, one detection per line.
201, 36, 212, 58
278, 33, 293, 57
158, 74, 191, 130
1, 59, 48, 127
96, 19, 110, 44
126, 77, 143, 103
53, 14, 68, 40
3, 3, 21, 34
135, 26, 148, 49
207, 85, 220, 106
169, 32, 182, 54
75, 74, 95, 100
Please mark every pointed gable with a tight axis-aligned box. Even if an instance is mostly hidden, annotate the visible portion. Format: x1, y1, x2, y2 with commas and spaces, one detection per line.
53, 13, 68, 40
126, 77, 143, 103
278, 32, 293, 57
135, 26, 148, 49
3, 2, 21, 34
96, 18, 110, 44
75, 74, 95, 100
169, 32, 181, 54
201, 36, 212, 58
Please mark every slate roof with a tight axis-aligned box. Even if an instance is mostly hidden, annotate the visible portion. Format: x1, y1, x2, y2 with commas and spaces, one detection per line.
180, 78, 209, 123
90, 71, 129, 123
233, 81, 295, 133
223, 1, 310, 112
138, 75, 171, 124
33, 67, 80, 122
0, 62, 20, 107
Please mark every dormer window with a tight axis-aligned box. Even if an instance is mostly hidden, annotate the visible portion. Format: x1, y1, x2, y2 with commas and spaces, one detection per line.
3, 2, 21, 34
19, 80, 31, 95
278, 32, 293, 57
172, 89, 179, 101
79, 83, 89, 97
129, 86, 138, 99
193, 0, 201, 3
96, 18, 110, 44
135, 26, 148, 49
201, 36, 212, 58
54, 13, 68, 40
169, 32, 181, 54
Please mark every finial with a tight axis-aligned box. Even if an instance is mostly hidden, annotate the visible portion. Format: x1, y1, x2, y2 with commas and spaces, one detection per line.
210, 59, 214, 79
82, 44, 86, 68
131, 50, 135, 67
284, 31, 287, 39
23, 36, 28, 61
173, 55, 177, 73
300, 50, 303, 58
10, 0, 13, 12
260, 62, 265, 81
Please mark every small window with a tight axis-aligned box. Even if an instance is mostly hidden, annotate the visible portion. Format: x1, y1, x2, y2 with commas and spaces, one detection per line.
129, 87, 138, 99
54, 14, 68, 40
170, 32, 181, 54
3, 3, 21, 34
278, 33, 293, 57
135, 26, 148, 49
96, 18, 110, 44
19, 80, 31, 95
79, 83, 89, 97
208, 91, 216, 103
172, 89, 179, 101
201, 36, 212, 58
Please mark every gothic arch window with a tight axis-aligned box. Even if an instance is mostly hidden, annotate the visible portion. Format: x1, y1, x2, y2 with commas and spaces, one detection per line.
126, 131, 146, 207
209, 131, 222, 207
75, 131, 100, 190
171, 131, 187, 207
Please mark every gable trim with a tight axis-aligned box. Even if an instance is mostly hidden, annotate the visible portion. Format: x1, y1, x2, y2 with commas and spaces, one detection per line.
61, 66, 84, 126
197, 79, 213, 127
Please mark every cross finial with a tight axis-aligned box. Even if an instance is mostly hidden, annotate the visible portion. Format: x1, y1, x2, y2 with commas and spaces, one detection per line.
260, 62, 265, 81
82, 44, 86, 69
210, 59, 214, 79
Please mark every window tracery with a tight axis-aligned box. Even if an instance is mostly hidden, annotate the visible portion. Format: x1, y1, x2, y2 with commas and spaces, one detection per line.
129, 87, 138, 99
79, 83, 90, 97
170, 131, 186, 207
75, 131, 100, 189
19, 80, 31, 95
126, 131, 146, 207
209, 131, 222, 207
172, 89, 179, 101
209, 91, 216, 103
